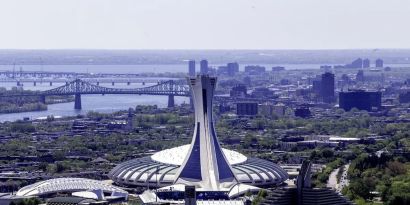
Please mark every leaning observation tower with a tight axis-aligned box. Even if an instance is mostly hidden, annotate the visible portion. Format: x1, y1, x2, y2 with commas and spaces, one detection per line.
108, 75, 288, 202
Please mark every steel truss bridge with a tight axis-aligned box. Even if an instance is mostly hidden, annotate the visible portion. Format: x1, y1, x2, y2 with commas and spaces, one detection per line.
1, 79, 191, 109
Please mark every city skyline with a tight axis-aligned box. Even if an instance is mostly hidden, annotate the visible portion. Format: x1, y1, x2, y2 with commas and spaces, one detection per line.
1, 0, 410, 49
1, 1, 410, 205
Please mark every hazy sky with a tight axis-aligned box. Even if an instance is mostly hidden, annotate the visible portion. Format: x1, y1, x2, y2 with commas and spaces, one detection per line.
1, 0, 410, 49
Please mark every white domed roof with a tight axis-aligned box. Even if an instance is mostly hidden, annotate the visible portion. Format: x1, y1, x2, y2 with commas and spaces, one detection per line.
16, 178, 127, 197
151, 144, 247, 166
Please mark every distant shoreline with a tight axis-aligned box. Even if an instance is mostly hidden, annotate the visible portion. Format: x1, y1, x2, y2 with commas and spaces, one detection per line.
0, 49, 410, 65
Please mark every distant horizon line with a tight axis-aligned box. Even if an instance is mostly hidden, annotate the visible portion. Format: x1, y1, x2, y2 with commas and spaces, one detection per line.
1, 48, 410, 51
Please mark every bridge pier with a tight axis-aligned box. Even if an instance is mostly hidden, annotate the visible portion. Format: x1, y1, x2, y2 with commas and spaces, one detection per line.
168, 95, 175, 108
74, 94, 82, 109
40, 95, 46, 104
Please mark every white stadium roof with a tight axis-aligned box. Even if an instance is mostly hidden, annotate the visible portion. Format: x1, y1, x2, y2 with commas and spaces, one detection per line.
151, 144, 247, 166
16, 178, 127, 197
109, 145, 288, 188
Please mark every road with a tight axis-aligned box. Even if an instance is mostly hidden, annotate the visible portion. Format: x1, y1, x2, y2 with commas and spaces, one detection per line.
327, 163, 350, 192
327, 167, 339, 190
337, 164, 350, 192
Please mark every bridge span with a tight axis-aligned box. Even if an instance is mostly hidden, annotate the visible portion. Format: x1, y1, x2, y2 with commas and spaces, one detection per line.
0, 78, 173, 85
1, 79, 191, 109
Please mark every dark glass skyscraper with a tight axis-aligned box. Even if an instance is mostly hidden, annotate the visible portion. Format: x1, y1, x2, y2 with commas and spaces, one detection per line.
226, 62, 239, 75
375, 58, 384, 68
347, 58, 363, 68
339, 90, 381, 111
356, 70, 365, 82
363, 58, 370, 68
320, 72, 335, 103
216, 62, 239, 76
236, 102, 258, 116
200, 59, 208, 74
188, 60, 195, 76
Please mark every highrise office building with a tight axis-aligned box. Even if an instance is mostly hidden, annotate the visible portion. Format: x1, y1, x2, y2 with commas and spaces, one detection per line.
200, 59, 208, 74
356, 70, 365, 82
399, 92, 410, 103
295, 106, 311, 118
345, 58, 363, 68
188, 60, 196, 76
312, 76, 322, 96
226, 62, 239, 75
217, 62, 239, 76
363, 58, 370, 68
375, 58, 384, 68
230, 84, 247, 98
236, 102, 258, 116
339, 90, 382, 111
320, 72, 335, 103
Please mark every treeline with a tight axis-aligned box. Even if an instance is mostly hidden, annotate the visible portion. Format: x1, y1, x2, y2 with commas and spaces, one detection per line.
134, 113, 193, 128
343, 153, 410, 205
0, 102, 46, 113
341, 122, 410, 205
10, 198, 41, 205
0, 87, 74, 113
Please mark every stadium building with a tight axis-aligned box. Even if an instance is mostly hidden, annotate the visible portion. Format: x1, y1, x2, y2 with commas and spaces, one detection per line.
108, 75, 288, 203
